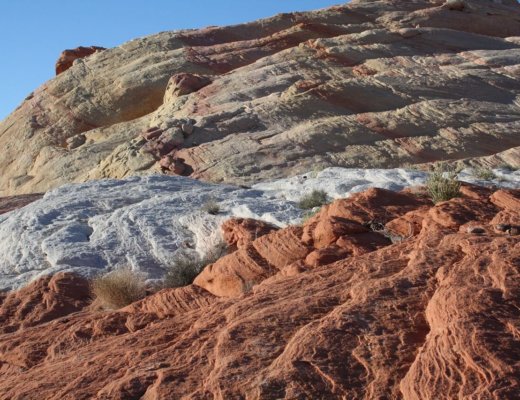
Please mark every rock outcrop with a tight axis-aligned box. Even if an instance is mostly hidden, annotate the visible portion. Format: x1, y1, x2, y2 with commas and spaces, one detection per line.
0, 273, 91, 335
1, 0, 520, 195
0, 183, 518, 399
2, 167, 517, 291
55, 46, 105, 75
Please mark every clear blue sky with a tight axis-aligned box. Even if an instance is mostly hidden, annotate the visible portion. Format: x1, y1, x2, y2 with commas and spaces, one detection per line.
0, 0, 342, 120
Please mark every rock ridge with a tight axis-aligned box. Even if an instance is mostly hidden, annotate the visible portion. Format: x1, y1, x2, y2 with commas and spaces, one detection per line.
1, 0, 520, 195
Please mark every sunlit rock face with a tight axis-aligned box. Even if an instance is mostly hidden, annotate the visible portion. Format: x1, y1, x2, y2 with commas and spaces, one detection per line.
0, 180, 518, 399
0, 166, 518, 291
1, 0, 520, 196
55, 46, 106, 75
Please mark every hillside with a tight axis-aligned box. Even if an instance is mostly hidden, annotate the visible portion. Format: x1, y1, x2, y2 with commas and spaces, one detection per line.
1, 0, 520, 195
0, 1, 519, 398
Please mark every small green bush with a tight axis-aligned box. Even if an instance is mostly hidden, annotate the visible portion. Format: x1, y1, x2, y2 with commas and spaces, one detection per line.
202, 199, 220, 215
91, 269, 146, 310
426, 167, 461, 204
164, 242, 227, 288
298, 190, 329, 210
472, 167, 495, 181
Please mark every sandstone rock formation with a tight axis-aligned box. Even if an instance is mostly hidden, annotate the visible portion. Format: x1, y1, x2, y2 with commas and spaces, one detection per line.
0, 272, 90, 334
55, 46, 105, 75
0, 183, 518, 399
2, 167, 517, 291
1, 0, 520, 195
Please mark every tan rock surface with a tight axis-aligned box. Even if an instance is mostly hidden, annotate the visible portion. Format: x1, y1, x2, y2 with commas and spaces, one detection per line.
0, 184, 518, 399
1, 0, 520, 195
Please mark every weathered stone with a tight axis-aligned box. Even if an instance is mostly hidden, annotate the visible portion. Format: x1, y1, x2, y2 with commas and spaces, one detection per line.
55, 46, 105, 75
0, 183, 519, 399
163, 73, 212, 103
66, 134, 86, 150
1, 0, 520, 195
181, 122, 194, 135
444, 0, 466, 11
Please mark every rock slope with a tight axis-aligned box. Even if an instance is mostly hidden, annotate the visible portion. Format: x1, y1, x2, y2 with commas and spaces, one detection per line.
0, 183, 518, 399
1, 167, 518, 291
1, 0, 520, 195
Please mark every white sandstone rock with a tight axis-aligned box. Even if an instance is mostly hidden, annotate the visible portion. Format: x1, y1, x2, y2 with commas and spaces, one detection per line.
0, 167, 518, 290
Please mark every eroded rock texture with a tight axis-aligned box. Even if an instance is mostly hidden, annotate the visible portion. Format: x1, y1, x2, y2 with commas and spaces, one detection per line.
1, 0, 520, 195
0, 184, 518, 399
55, 46, 106, 75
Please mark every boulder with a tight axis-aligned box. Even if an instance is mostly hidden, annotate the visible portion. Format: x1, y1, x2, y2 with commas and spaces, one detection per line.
163, 73, 212, 102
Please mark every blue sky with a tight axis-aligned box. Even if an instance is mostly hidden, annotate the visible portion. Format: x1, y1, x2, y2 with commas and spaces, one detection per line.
0, 0, 342, 120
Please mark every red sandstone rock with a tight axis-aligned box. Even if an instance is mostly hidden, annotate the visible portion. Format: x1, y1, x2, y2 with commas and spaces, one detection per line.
0, 273, 90, 334
163, 73, 212, 102
0, 186, 519, 399
221, 218, 279, 250
55, 46, 105, 75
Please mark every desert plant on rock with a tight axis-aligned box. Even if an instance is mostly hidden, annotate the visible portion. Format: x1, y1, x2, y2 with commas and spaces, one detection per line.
426, 166, 461, 204
472, 167, 496, 181
164, 241, 228, 288
298, 189, 329, 210
202, 199, 220, 215
91, 269, 146, 310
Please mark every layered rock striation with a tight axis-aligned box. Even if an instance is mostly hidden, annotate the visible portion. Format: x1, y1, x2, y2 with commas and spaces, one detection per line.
1, 167, 517, 291
1, 0, 520, 195
0, 184, 518, 399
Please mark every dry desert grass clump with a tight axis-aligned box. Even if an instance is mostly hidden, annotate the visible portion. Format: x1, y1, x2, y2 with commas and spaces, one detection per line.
91, 269, 146, 310
164, 242, 228, 288
426, 166, 461, 204
298, 189, 329, 210
472, 167, 496, 181
202, 199, 220, 215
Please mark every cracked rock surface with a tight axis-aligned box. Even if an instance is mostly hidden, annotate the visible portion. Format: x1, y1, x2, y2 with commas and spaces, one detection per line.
0, 182, 518, 399
1, 0, 520, 195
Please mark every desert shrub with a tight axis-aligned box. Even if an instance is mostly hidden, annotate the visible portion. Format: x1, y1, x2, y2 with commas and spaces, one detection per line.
164, 241, 227, 288
202, 199, 220, 215
472, 167, 495, 181
401, 162, 423, 171
163, 256, 201, 288
298, 190, 329, 210
426, 166, 461, 204
91, 269, 146, 310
